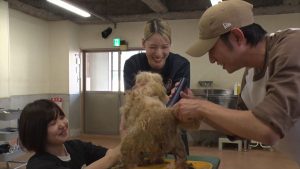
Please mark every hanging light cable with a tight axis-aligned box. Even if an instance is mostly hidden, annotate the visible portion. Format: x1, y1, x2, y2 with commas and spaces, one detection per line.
47, 0, 91, 17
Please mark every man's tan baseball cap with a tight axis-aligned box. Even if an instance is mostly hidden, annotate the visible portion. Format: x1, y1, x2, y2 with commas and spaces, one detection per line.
186, 0, 254, 57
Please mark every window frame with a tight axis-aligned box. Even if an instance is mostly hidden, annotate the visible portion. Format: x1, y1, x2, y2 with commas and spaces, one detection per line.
83, 48, 145, 92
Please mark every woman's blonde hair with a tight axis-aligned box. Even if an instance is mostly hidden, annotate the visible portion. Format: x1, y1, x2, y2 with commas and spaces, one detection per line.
144, 18, 171, 43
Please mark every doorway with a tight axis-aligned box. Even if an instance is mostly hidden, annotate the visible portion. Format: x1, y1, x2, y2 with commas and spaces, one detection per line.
83, 50, 144, 134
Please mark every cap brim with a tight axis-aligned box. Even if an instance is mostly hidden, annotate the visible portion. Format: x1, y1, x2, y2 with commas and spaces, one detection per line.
186, 37, 219, 57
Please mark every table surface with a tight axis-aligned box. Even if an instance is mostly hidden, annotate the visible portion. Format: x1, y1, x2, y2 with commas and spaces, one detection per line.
135, 155, 220, 169
186, 155, 220, 169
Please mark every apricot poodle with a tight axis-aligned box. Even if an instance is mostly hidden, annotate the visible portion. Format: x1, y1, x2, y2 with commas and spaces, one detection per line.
119, 72, 199, 169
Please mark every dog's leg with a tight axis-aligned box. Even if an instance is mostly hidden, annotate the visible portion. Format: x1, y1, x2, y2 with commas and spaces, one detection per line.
173, 133, 191, 169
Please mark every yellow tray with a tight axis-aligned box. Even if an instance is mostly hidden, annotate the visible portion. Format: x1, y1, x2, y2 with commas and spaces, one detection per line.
135, 159, 213, 169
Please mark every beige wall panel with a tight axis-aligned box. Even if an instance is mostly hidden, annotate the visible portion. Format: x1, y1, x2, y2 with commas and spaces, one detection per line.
0, 1, 9, 98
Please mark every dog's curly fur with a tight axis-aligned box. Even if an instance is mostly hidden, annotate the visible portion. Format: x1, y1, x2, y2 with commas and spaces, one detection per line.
119, 72, 198, 169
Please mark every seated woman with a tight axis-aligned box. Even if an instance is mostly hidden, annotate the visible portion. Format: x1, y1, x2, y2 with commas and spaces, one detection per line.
18, 99, 120, 169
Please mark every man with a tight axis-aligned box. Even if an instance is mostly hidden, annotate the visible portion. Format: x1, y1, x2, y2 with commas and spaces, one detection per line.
175, 0, 300, 165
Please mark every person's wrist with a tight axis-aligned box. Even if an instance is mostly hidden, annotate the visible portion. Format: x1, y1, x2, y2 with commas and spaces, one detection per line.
195, 99, 207, 120
106, 149, 118, 163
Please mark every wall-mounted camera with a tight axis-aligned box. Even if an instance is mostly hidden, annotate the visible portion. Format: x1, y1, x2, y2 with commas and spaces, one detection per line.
101, 27, 112, 39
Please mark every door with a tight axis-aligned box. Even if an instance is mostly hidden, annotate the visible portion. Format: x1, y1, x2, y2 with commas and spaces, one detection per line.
83, 50, 144, 134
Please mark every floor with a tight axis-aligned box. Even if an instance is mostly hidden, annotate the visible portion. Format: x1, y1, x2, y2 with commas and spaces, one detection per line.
1, 134, 299, 169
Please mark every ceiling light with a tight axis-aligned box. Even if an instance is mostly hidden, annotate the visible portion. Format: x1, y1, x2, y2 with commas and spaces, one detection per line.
210, 0, 222, 6
47, 0, 91, 17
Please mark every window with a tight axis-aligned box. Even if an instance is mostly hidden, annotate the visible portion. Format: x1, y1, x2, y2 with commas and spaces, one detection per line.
85, 50, 144, 91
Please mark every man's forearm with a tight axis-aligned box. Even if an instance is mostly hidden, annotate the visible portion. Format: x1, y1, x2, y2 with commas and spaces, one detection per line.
199, 100, 280, 145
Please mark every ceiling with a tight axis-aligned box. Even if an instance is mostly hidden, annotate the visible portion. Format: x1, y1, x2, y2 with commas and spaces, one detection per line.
5, 0, 300, 25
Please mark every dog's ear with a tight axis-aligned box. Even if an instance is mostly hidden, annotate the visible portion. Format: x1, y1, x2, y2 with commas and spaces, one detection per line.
135, 72, 153, 85
120, 91, 137, 120
152, 73, 164, 84
147, 81, 168, 102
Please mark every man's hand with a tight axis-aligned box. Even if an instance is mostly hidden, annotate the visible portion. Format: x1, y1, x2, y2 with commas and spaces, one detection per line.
169, 81, 194, 99
174, 98, 204, 123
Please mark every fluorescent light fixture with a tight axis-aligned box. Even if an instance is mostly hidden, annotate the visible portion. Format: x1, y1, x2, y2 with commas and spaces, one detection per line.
47, 0, 91, 17
210, 0, 222, 6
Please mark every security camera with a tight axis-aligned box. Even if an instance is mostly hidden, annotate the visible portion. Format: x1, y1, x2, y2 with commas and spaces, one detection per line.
101, 27, 112, 39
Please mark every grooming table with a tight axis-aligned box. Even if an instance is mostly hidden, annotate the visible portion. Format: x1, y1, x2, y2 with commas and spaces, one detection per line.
135, 155, 220, 169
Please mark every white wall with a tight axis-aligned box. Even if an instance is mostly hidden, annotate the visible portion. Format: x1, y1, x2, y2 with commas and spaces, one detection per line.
0, 1, 9, 98
6, 12, 80, 96
48, 21, 70, 94
255, 13, 300, 32
6, 10, 81, 133
9, 9, 50, 96
68, 23, 80, 95
79, 13, 300, 89
6, 8, 81, 97
49, 21, 80, 94
79, 22, 144, 50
